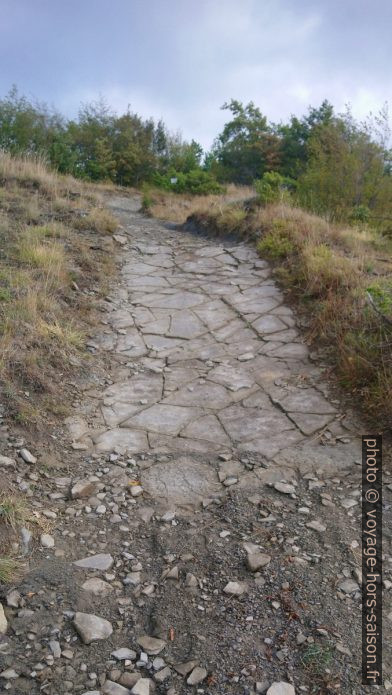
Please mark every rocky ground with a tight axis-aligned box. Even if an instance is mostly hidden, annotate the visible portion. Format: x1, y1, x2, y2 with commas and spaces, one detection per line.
0, 196, 391, 695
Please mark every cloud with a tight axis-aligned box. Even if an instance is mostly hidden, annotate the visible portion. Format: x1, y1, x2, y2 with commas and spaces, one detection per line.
0, 0, 390, 150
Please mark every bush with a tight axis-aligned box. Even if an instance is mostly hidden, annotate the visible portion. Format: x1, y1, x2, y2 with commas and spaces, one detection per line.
350, 205, 371, 223
254, 171, 293, 205
152, 169, 223, 195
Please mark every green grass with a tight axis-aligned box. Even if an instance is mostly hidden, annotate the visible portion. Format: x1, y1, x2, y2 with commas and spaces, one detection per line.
301, 643, 334, 675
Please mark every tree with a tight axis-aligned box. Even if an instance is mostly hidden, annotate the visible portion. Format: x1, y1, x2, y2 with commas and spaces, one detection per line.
277, 100, 334, 178
212, 100, 280, 183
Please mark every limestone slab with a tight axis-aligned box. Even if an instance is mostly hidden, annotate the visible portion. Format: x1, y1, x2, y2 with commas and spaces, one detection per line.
123, 404, 201, 436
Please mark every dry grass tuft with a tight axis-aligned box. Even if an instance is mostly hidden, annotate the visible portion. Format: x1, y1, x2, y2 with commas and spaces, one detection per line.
0, 152, 117, 425
0, 556, 23, 583
146, 184, 255, 224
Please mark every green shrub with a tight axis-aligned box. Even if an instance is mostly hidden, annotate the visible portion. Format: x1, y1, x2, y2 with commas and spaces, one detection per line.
254, 171, 293, 205
152, 169, 223, 195
257, 231, 295, 259
350, 205, 371, 223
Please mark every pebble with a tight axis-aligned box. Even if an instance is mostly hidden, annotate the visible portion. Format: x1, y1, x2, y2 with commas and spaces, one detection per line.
0, 669, 18, 679
130, 485, 143, 497
82, 578, 114, 595
40, 533, 55, 548
174, 660, 198, 676
154, 666, 171, 682
223, 476, 238, 487
223, 581, 248, 595
339, 578, 360, 594
112, 648, 137, 661
73, 612, 113, 644
49, 640, 61, 658
274, 481, 296, 495
306, 520, 327, 533
267, 684, 295, 695
71, 480, 100, 499
6, 590, 21, 608
0, 454, 15, 467
19, 448, 37, 464
73, 553, 114, 570
187, 666, 207, 685
137, 635, 166, 655
246, 553, 271, 572
102, 681, 132, 695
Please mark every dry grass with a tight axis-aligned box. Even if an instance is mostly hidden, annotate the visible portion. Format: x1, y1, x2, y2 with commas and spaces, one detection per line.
190, 201, 392, 428
0, 556, 23, 583
0, 492, 30, 530
0, 152, 119, 426
146, 184, 255, 223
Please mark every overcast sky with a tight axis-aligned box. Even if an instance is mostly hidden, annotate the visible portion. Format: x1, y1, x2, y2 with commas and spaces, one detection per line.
1, 0, 391, 149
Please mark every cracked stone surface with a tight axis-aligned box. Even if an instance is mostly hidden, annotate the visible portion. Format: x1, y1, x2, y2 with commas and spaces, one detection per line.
4, 195, 373, 695
70, 196, 362, 502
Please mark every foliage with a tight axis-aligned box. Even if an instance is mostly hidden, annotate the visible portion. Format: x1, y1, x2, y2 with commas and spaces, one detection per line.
254, 171, 293, 205
211, 100, 280, 183
152, 169, 223, 194
0, 87, 390, 220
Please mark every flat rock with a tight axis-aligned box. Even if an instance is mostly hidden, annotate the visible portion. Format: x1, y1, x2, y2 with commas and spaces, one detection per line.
137, 635, 166, 655
267, 683, 296, 695
71, 480, 101, 499
339, 578, 360, 594
40, 533, 55, 548
74, 553, 114, 570
274, 481, 296, 495
0, 454, 15, 467
0, 604, 7, 633
306, 520, 327, 533
82, 578, 114, 595
187, 666, 207, 685
141, 458, 220, 506
94, 428, 148, 453
73, 612, 113, 644
223, 581, 248, 596
19, 448, 37, 464
247, 553, 271, 571
131, 679, 152, 694
174, 660, 198, 676
112, 648, 137, 661
102, 681, 132, 695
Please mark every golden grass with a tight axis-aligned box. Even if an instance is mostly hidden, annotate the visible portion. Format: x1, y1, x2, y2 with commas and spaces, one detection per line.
0, 493, 30, 530
74, 206, 118, 233
0, 556, 23, 583
146, 184, 255, 224
190, 201, 392, 428
0, 152, 117, 425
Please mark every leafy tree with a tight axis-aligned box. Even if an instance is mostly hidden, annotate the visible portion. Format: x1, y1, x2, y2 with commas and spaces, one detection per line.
212, 100, 280, 183
276, 100, 334, 178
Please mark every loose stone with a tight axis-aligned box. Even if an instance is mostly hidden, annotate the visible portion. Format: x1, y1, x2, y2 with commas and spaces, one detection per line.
73, 612, 113, 644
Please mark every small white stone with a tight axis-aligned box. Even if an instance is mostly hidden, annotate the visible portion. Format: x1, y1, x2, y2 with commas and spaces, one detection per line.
40, 533, 55, 548
267, 683, 295, 695
274, 481, 296, 495
131, 485, 143, 497
19, 448, 37, 464
0, 604, 7, 633
223, 581, 247, 596
306, 520, 327, 533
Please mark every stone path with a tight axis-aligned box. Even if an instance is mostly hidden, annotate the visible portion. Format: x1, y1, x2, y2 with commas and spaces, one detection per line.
69, 196, 359, 511
2, 196, 384, 695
